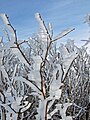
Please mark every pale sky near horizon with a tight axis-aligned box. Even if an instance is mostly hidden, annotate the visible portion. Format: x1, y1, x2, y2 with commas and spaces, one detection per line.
0, 0, 90, 46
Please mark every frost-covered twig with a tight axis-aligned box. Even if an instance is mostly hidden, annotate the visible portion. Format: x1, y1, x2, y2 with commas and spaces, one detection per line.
53, 28, 75, 42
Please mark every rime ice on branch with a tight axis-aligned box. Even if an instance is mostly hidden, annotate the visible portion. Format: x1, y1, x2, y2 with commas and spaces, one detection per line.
0, 13, 89, 120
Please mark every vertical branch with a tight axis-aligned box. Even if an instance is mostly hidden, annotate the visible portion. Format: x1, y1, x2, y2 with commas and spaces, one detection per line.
45, 101, 49, 120
36, 13, 75, 120
35, 13, 53, 101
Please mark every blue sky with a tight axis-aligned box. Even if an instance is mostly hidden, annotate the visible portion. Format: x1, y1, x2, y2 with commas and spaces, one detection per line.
0, 0, 90, 46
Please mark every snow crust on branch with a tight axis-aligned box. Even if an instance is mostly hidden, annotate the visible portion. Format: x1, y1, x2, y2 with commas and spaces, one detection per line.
0, 12, 89, 120
0, 14, 16, 42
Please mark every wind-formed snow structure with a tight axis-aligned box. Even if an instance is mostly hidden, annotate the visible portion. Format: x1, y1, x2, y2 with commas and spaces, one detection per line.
0, 13, 89, 120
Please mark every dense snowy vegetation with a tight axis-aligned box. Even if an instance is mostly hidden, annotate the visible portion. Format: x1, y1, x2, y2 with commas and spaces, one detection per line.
0, 13, 90, 120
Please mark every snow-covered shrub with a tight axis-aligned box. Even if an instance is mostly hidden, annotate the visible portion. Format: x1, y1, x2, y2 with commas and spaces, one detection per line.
0, 13, 89, 120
